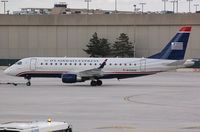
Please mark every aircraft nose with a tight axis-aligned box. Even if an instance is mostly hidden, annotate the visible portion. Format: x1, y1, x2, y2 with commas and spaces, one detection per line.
4, 68, 9, 74
4, 67, 11, 75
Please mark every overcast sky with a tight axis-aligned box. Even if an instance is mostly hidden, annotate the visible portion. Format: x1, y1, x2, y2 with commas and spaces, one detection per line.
0, 0, 199, 14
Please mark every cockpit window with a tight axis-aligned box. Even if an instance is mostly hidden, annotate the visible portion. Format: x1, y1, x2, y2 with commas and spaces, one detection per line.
16, 61, 22, 65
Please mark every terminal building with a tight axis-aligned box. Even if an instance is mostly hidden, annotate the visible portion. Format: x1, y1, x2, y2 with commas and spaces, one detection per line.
0, 11, 200, 65
13, 3, 133, 15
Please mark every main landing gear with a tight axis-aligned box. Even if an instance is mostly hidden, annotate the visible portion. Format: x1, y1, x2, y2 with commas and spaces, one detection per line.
90, 80, 102, 86
25, 76, 31, 86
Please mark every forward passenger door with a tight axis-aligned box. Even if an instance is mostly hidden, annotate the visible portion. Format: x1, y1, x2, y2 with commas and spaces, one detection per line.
30, 58, 37, 71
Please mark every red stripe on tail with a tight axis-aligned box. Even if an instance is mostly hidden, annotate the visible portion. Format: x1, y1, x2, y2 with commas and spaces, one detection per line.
179, 26, 192, 32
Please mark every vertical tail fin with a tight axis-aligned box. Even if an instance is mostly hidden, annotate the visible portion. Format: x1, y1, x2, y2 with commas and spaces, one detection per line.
149, 26, 192, 60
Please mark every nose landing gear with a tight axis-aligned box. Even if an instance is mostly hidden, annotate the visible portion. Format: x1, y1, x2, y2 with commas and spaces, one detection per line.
90, 80, 102, 86
26, 81, 31, 86
25, 76, 31, 86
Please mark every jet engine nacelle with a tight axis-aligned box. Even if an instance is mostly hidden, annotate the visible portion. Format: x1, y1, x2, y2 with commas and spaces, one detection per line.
61, 73, 82, 83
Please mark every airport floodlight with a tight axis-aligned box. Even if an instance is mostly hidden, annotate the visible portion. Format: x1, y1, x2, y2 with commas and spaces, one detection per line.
175, 0, 180, 13
194, 4, 199, 12
162, 0, 168, 12
1, 0, 8, 14
186, 0, 193, 13
139, 2, 146, 13
84, 0, 92, 14
170, 0, 176, 13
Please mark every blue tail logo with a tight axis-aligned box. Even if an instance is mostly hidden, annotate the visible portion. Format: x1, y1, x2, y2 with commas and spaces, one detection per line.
149, 26, 192, 60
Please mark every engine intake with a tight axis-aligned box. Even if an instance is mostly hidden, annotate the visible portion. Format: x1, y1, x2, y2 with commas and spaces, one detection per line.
62, 73, 82, 83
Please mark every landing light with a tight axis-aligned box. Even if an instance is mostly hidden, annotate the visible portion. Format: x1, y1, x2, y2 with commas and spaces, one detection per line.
48, 118, 52, 123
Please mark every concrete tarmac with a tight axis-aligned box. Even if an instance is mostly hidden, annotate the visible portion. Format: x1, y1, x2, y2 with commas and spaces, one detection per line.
0, 70, 200, 132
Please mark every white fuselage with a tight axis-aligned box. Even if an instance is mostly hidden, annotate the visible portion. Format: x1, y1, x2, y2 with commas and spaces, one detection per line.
4, 57, 191, 79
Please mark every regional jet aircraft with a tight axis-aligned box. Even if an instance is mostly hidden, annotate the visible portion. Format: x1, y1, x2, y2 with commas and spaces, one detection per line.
4, 26, 193, 86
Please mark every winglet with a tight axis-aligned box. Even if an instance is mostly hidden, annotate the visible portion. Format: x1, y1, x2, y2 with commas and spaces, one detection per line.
98, 59, 108, 69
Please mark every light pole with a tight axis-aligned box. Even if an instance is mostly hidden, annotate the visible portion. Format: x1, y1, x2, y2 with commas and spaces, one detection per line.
139, 2, 146, 13
162, 0, 168, 12
175, 0, 179, 13
1, 0, 8, 14
187, 0, 193, 13
194, 4, 199, 12
133, 4, 137, 13
115, 0, 117, 12
84, 0, 92, 14
171, 0, 176, 13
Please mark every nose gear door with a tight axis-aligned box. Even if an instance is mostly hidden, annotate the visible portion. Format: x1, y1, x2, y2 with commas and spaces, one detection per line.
30, 58, 37, 71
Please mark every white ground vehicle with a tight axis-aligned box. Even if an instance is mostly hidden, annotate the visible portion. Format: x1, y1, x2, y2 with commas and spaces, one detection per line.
0, 120, 72, 132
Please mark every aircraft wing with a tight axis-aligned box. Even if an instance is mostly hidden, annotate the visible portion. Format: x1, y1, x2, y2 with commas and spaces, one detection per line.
78, 59, 107, 78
